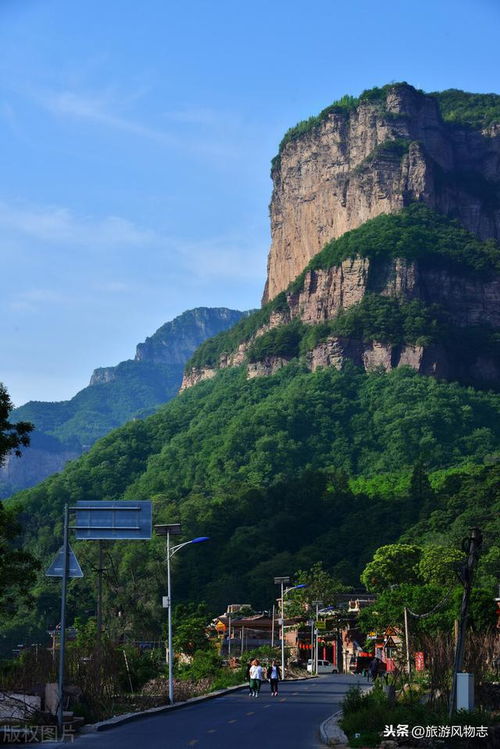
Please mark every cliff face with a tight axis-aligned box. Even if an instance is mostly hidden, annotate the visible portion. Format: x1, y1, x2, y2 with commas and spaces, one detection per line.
263, 84, 500, 302
286, 257, 500, 328
180, 253, 500, 392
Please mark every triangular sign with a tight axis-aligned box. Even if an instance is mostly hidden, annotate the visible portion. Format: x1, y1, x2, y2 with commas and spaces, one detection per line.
45, 545, 84, 578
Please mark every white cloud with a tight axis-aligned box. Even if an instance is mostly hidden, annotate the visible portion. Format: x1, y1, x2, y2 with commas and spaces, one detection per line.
39, 88, 175, 143
0, 200, 156, 247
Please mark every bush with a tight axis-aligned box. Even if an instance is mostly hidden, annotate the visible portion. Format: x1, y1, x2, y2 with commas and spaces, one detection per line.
340, 684, 497, 747
177, 649, 223, 682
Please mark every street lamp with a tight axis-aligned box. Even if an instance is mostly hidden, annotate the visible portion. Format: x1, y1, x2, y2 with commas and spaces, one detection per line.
155, 524, 209, 705
274, 577, 307, 679
312, 600, 323, 675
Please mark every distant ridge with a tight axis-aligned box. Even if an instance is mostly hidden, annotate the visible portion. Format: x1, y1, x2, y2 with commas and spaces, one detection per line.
0, 307, 249, 497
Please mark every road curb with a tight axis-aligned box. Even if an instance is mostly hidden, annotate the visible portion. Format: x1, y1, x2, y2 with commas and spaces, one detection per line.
80, 683, 248, 732
81, 676, 313, 733
319, 681, 373, 746
319, 709, 348, 747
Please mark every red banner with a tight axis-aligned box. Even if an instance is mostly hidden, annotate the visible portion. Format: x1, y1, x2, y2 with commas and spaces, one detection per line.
415, 651, 425, 671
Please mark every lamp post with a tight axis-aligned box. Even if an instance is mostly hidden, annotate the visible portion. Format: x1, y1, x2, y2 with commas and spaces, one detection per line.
312, 600, 323, 675
155, 524, 209, 705
274, 577, 307, 679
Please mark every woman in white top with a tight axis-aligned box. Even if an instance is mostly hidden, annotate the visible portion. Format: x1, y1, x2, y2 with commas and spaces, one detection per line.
249, 659, 264, 697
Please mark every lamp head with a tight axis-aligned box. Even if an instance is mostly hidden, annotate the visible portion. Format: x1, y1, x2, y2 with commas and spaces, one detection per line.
190, 536, 209, 544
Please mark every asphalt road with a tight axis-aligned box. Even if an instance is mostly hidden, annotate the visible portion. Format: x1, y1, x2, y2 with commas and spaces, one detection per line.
57, 674, 365, 749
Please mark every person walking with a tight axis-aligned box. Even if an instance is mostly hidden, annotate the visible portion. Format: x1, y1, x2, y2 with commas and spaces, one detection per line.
247, 659, 255, 696
267, 659, 281, 696
249, 658, 264, 697
369, 656, 380, 681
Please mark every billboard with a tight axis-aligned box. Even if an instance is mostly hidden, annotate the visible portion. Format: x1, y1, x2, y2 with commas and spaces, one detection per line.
73, 500, 152, 540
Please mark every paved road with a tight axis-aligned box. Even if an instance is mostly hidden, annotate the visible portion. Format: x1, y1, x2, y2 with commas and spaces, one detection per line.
59, 674, 364, 749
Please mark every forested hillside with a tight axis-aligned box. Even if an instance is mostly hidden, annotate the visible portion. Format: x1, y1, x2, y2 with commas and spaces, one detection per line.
3, 363, 499, 653
3, 83, 500, 657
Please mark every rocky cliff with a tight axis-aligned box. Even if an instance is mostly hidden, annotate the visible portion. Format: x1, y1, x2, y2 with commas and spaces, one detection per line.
181, 85, 500, 394
182, 210, 500, 392
263, 83, 500, 302
90, 307, 247, 385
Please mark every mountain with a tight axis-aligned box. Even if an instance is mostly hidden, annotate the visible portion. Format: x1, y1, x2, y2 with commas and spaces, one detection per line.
4, 83, 500, 650
264, 82, 500, 302
183, 83, 500, 391
1, 308, 248, 498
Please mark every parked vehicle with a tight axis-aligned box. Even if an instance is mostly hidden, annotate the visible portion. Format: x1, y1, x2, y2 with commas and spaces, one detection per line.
306, 658, 338, 674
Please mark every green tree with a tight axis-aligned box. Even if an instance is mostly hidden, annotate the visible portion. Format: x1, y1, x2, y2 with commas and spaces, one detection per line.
287, 561, 348, 616
173, 603, 210, 656
357, 582, 456, 638
418, 546, 465, 586
0, 385, 38, 619
406, 459, 435, 523
0, 383, 33, 464
360, 544, 422, 592
0, 503, 40, 618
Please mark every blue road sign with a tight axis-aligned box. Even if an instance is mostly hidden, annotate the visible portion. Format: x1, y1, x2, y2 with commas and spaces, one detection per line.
72, 500, 152, 540
46, 545, 84, 578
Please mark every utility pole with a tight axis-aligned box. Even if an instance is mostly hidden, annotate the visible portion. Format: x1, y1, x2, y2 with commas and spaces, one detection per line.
312, 600, 323, 676
448, 527, 482, 718
57, 505, 70, 738
403, 607, 411, 678
274, 576, 290, 679
309, 618, 315, 667
96, 541, 104, 644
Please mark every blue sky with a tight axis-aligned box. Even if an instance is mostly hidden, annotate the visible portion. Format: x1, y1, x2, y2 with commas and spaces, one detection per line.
1, 0, 499, 406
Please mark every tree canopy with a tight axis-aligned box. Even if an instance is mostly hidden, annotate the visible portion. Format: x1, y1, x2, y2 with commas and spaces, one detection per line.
0, 383, 33, 464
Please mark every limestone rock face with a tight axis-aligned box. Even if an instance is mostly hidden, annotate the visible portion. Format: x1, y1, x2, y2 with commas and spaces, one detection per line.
283, 257, 500, 328
180, 85, 500, 393
180, 367, 218, 391
263, 84, 500, 302
247, 357, 290, 379
181, 253, 500, 390
90, 367, 116, 386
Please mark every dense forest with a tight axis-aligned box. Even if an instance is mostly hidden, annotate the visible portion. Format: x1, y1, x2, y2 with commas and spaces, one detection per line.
3, 363, 499, 654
